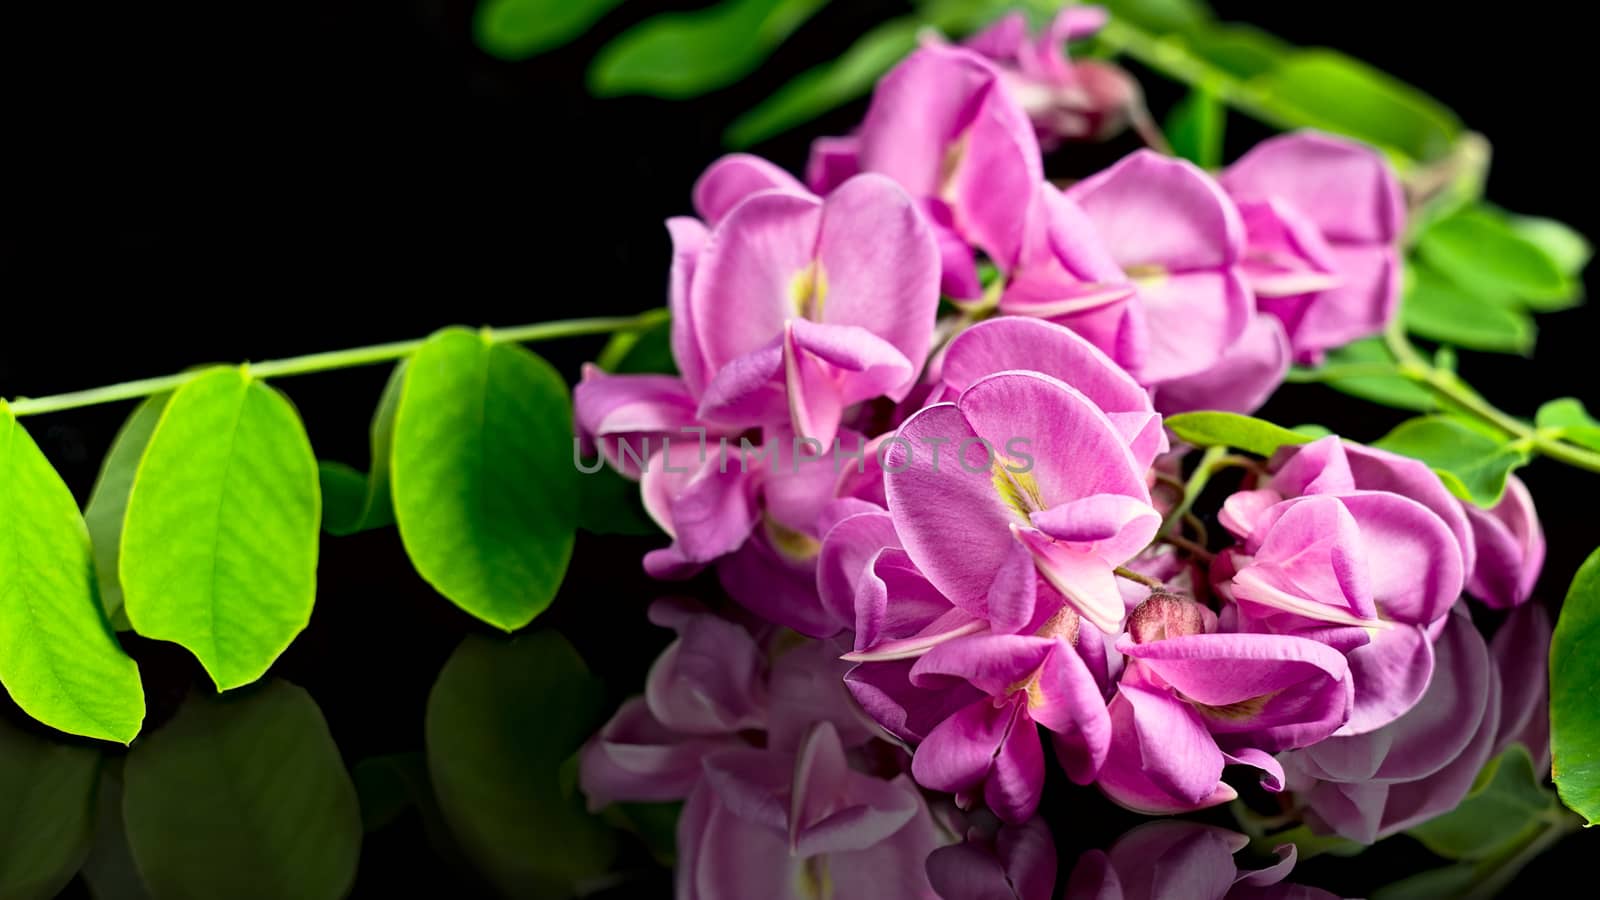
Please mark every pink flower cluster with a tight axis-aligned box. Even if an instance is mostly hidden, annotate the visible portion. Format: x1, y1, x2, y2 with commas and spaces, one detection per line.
574, 11, 1549, 896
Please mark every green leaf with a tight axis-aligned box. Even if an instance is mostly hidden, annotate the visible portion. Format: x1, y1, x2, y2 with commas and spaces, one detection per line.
1181, 23, 1291, 79
472, 0, 627, 61
597, 316, 678, 375
1402, 262, 1537, 354
1313, 337, 1436, 412
321, 360, 405, 536
83, 394, 169, 629
1249, 49, 1460, 161
589, 0, 828, 99
1100, 0, 1213, 33
353, 752, 430, 833
1418, 207, 1578, 311
1373, 415, 1531, 507
725, 17, 922, 147
0, 716, 102, 900
392, 329, 577, 631
80, 764, 151, 900
1162, 411, 1314, 457
1165, 87, 1225, 168
1508, 214, 1592, 277
426, 632, 615, 895
1409, 745, 1556, 860
120, 367, 321, 691
1370, 863, 1479, 900
1552, 546, 1600, 823
577, 467, 661, 536
0, 405, 146, 744
1535, 397, 1600, 452
122, 682, 362, 900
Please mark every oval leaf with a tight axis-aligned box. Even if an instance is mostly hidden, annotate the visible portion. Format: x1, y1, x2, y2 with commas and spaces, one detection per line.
1165, 87, 1226, 169
1373, 415, 1531, 507
426, 632, 614, 894
0, 405, 146, 743
1535, 397, 1600, 453
1310, 337, 1436, 412
392, 329, 577, 631
1163, 410, 1315, 457
84, 394, 170, 629
1402, 262, 1537, 354
321, 360, 406, 536
1552, 546, 1600, 824
473, 0, 627, 61
122, 682, 362, 900
0, 716, 102, 899
120, 367, 321, 691
1418, 207, 1577, 311
1408, 745, 1555, 860
588, 0, 828, 99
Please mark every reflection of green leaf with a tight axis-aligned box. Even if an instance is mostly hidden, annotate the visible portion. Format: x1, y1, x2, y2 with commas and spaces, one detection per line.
392, 329, 577, 631
1402, 262, 1536, 354
1409, 745, 1556, 860
81, 763, 151, 900
427, 632, 615, 896
1418, 207, 1579, 312
1552, 547, 1600, 824
727, 17, 922, 148
1310, 337, 1436, 412
120, 367, 321, 691
1374, 415, 1530, 507
0, 405, 146, 744
589, 0, 828, 99
1249, 50, 1461, 162
0, 716, 102, 900
123, 683, 362, 900
84, 394, 168, 628
473, 0, 628, 61
1371, 863, 1479, 900
1535, 397, 1600, 452
354, 752, 431, 833
321, 361, 406, 536
1163, 411, 1313, 457
1165, 88, 1224, 168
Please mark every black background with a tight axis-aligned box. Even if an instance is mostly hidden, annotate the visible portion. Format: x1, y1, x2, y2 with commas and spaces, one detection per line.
1, 1, 1594, 896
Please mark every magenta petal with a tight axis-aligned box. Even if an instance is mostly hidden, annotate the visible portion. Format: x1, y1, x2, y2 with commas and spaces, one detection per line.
1012, 526, 1126, 635
984, 700, 1048, 823
1230, 495, 1378, 629
666, 216, 713, 396
1154, 313, 1292, 417
1337, 490, 1464, 627
717, 531, 840, 638
817, 510, 901, 633
645, 608, 768, 735
910, 632, 1054, 696
1490, 602, 1553, 768
767, 637, 877, 752
1120, 681, 1227, 804
572, 366, 702, 475
845, 657, 986, 743
789, 316, 920, 405
1067, 150, 1244, 271
1338, 441, 1476, 576
690, 190, 823, 366
640, 442, 758, 568
910, 697, 1013, 796
1465, 474, 1545, 609
788, 722, 921, 857
1105, 821, 1247, 900
1133, 268, 1253, 385
805, 134, 862, 195
1221, 131, 1404, 246
1033, 640, 1112, 782
1339, 621, 1434, 735
1028, 492, 1163, 560
693, 153, 809, 226
1097, 688, 1233, 815
578, 698, 736, 809
925, 816, 1058, 900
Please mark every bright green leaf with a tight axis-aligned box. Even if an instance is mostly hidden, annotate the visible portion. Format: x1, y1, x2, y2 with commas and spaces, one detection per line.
1313, 337, 1436, 412
1100, 0, 1213, 33
597, 316, 678, 375
321, 361, 405, 536
120, 367, 321, 691
1373, 415, 1531, 507
473, 0, 627, 61
0, 405, 146, 744
1535, 397, 1600, 453
1409, 745, 1556, 860
392, 329, 577, 631
426, 632, 614, 895
589, 0, 828, 99
1552, 546, 1600, 824
1402, 262, 1537, 354
83, 394, 169, 629
1249, 50, 1460, 161
1166, 88, 1225, 168
1508, 214, 1592, 277
1419, 207, 1578, 311
725, 17, 922, 147
1163, 411, 1314, 457
0, 716, 102, 900
122, 682, 362, 900
1180, 23, 1291, 79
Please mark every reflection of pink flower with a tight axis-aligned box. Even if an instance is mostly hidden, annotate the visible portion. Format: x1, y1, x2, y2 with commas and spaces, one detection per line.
1067, 820, 1336, 900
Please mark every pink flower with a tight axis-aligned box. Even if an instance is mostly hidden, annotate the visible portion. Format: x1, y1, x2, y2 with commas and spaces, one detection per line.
1220, 131, 1405, 363
925, 815, 1058, 900
1462, 474, 1546, 608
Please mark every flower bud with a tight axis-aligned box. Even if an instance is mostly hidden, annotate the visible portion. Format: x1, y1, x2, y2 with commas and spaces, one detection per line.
1128, 591, 1209, 643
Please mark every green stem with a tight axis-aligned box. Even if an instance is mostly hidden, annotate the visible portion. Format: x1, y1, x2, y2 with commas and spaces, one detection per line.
1160, 445, 1254, 536
1380, 320, 1600, 473
1113, 566, 1165, 590
6, 309, 670, 418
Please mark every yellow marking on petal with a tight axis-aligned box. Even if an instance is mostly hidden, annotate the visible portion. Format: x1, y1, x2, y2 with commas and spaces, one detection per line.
765, 513, 822, 562
938, 133, 970, 203
1124, 263, 1168, 289
790, 260, 828, 321
992, 456, 1045, 520
1189, 690, 1277, 722
796, 855, 833, 900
